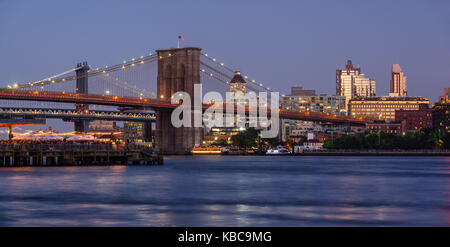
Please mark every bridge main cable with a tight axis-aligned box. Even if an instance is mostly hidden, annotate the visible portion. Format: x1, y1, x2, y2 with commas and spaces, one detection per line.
201, 52, 276, 93
4, 54, 158, 90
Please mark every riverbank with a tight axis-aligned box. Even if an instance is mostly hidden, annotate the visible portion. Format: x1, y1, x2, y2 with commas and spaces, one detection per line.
297, 150, 450, 156
192, 149, 450, 156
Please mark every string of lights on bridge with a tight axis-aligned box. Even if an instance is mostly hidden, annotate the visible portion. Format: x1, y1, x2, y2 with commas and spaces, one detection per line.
4, 49, 283, 95
201, 53, 285, 97
0, 48, 369, 124
4, 52, 158, 90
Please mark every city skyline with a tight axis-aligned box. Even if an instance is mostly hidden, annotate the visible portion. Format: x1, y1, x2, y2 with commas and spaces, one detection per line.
0, 1, 448, 230
0, 0, 449, 102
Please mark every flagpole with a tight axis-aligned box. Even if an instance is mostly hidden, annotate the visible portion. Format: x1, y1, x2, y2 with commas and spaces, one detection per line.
177, 39, 179, 48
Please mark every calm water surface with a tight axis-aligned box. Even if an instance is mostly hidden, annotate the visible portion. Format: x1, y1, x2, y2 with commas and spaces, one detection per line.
0, 156, 449, 226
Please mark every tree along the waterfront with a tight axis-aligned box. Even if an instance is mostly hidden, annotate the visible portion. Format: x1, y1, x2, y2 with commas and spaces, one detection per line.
231, 128, 259, 149
323, 129, 449, 150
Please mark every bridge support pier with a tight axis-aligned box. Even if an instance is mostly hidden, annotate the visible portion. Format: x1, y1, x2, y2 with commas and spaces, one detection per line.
155, 47, 203, 154
74, 62, 90, 133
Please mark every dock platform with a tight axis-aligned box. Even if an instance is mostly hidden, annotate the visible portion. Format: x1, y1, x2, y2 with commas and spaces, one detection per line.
0, 144, 163, 167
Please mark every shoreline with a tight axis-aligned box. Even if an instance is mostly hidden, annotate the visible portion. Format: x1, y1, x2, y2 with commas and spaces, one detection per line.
188, 150, 450, 156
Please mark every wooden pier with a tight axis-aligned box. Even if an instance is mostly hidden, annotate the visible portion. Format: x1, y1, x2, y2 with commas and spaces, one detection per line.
0, 144, 163, 167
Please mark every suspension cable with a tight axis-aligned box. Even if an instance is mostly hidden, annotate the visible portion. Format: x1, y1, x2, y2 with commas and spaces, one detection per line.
3, 54, 158, 89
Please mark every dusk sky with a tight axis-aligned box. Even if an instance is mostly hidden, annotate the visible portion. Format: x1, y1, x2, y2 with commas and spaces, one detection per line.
0, 0, 449, 101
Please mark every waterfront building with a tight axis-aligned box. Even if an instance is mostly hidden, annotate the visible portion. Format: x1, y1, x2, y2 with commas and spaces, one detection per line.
348, 96, 430, 121
303, 140, 324, 150
431, 88, 450, 133
203, 72, 248, 144
203, 126, 244, 145
290, 122, 323, 136
281, 94, 347, 115
389, 64, 407, 97
123, 122, 152, 144
395, 105, 432, 131
89, 120, 118, 132
432, 103, 449, 133
438, 87, 450, 103
366, 120, 404, 135
89, 120, 123, 142
336, 60, 376, 112
280, 86, 346, 141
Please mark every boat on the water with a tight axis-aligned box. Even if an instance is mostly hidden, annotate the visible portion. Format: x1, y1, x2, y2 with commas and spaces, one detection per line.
191, 146, 222, 154
266, 146, 291, 155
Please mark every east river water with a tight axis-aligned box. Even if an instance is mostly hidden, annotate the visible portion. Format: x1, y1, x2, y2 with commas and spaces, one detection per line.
0, 156, 448, 226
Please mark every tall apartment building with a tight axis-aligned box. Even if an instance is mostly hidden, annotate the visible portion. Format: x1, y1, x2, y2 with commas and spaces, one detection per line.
336, 60, 376, 113
389, 64, 407, 97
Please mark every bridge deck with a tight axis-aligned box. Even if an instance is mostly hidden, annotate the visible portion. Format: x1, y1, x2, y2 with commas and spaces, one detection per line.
0, 89, 373, 125
0, 107, 155, 122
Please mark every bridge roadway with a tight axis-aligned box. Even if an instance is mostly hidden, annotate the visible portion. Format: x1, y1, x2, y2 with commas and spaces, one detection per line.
0, 107, 155, 122
0, 89, 373, 125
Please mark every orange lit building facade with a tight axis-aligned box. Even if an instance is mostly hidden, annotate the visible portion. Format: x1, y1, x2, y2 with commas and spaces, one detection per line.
348, 97, 430, 121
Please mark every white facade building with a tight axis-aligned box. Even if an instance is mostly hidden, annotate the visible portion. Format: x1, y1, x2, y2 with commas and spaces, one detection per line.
336, 60, 376, 113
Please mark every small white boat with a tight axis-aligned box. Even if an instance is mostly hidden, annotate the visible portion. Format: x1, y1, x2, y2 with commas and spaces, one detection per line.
266, 146, 291, 155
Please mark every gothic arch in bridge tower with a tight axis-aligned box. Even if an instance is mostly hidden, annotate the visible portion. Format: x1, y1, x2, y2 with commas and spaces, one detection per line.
155, 47, 203, 154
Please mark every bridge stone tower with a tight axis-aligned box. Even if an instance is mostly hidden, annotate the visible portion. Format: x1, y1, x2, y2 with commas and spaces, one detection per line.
155, 47, 203, 154
74, 62, 90, 133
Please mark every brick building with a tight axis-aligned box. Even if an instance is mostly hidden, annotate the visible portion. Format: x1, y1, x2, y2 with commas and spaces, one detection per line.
395, 105, 432, 131
432, 103, 449, 133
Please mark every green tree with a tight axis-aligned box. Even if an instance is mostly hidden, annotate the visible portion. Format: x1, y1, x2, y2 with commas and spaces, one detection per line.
231, 128, 259, 149
212, 139, 228, 147
326, 129, 448, 150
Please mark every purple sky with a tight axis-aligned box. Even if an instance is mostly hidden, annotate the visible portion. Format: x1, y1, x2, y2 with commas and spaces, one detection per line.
0, 0, 449, 101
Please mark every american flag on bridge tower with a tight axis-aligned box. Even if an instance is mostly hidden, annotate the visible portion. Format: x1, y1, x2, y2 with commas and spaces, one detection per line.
177, 36, 184, 48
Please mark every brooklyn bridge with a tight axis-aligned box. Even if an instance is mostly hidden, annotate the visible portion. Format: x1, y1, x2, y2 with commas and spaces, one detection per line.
0, 47, 373, 153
